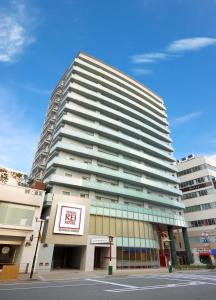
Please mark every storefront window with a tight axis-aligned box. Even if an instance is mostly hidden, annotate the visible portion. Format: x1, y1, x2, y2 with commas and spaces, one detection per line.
0, 202, 35, 227
117, 246, 159, 269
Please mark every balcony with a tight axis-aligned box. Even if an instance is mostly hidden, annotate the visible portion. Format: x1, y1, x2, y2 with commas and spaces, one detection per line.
72, 65, 167, 118
44, 174, 184, 209
46, 156, 181, 196
59, 102, 173, 151
50, 135, 178, 172
74, 57, 164, 110
55, 121, 175, 162
66, 75, 168, 127
65, 82, 169, 134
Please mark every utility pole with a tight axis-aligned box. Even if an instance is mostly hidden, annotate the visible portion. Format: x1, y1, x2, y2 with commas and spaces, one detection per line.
30, 218, 44, 279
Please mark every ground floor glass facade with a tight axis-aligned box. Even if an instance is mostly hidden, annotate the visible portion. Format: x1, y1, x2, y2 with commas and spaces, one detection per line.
117, 247, 159, 269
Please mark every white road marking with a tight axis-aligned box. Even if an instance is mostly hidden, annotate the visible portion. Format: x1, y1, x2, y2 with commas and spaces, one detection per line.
86, 278, 138, 289
0, 282, 103, 291
105, 281, 207, 293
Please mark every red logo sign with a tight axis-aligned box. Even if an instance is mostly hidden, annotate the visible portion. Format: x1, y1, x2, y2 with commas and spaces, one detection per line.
65, 210, 77, 225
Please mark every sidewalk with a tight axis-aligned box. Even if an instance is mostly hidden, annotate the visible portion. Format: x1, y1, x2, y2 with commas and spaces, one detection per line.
18, 267, 169, 282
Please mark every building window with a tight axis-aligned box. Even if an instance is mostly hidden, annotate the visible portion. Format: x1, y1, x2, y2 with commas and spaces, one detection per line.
198, 189, 208, 197
65, 173, 72, 177
80, 192, 89, 198
62, 191, 70, 195
97, 162, 118, 170
84, 159, 92, 164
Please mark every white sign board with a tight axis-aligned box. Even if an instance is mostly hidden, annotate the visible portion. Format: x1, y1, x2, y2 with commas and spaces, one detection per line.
91, 238, 109, 244
54, 202, 85, 235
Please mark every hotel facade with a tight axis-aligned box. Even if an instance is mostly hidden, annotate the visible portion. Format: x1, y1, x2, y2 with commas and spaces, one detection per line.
31, 52, 192, 272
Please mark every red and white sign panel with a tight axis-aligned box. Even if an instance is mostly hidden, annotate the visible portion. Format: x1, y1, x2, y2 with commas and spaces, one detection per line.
54, 202, 85, 235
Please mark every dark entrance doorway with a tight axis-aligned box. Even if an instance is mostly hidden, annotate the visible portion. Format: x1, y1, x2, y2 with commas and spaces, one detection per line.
0, 245, 18, 268
94, 247, 108, 269
52, 246, 83, 269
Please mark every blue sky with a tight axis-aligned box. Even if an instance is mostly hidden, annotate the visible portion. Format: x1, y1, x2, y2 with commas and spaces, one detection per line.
0, 0, 216, 173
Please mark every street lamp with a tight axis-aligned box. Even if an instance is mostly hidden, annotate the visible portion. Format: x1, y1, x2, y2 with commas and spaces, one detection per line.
29, 218, 45, 279
108, 235, 113, 275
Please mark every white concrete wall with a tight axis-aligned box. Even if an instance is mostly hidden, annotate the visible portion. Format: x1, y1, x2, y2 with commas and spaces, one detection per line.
84, 235, 117, 272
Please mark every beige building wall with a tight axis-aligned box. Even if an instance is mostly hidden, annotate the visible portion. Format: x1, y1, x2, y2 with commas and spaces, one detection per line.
0, 183, 43, 273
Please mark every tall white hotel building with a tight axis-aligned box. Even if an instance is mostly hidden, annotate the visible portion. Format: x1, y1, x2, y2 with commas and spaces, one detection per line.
30, 52, 192, 272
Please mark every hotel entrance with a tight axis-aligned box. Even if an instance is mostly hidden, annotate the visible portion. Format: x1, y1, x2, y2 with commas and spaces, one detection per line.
52, 245, 84, 269
94, 247, 108, 269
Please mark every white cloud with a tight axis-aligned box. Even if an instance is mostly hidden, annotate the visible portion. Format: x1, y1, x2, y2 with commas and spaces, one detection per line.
0, 1, 35, 62
131, 52, 168, 63
131, 68, 153, 76
0, 86, 39, 173
20, 84, 51, 95
167, 37, 216, 52
171, 111, 203, 127
130, 37, 216, 64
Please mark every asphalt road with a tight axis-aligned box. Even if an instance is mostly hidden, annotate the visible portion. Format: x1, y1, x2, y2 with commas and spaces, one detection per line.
0, 271, 216, 300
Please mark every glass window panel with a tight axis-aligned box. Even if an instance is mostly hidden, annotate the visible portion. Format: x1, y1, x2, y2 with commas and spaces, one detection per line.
134, 220, 140, 238
97, 207, 103, 215
116, 237, 122, 247
128, 211, 133, 219
128, 238, 135, 247
134, 212, 138, 220
90, 206, 97, 214
110, 217, 116, 236
103, 216, 110, 235
135, 238, 141, 247
116, 218, 122, 236
143, 214, 149, 221
122, 219, 128, 236
122, 211, 128, 218
128, 220, 134, 237
139, 221, 145, 238
0, 202, 35, 227
103, 208, 109, 216
89, 215, 96, 234
95, 216, 103, 235
116, 210, 122, 218
122, 238, 128, 247
138, 213, 143, 220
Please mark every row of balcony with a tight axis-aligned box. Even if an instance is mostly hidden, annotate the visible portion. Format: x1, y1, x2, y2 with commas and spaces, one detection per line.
46, 156, 181, 196
75, 55, 164, 110
54, 118, 174, 162
72, 64, 166, 119
66, 74, 168, 127
59, 101, 173, 152
51, 128, 177, 172
49, 141, 179, 183
61, 92, 171, 143
66, 82, 169, 134
44, 174, 184, 209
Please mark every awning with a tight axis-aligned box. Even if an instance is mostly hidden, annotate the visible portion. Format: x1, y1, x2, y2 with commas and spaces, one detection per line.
211, 249, 216, 256
0, 240, 22, 245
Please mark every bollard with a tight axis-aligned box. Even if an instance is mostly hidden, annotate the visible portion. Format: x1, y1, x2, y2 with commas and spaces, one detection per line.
168, 261, 172, 273
108, 265, 113, 275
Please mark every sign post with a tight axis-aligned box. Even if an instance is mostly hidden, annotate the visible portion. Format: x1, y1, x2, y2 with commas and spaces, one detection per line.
108, 235, 113, 275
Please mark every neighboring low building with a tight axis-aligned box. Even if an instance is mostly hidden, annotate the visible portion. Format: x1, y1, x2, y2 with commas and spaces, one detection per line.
177, 155, 216, 264
0, 167, 44, 273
